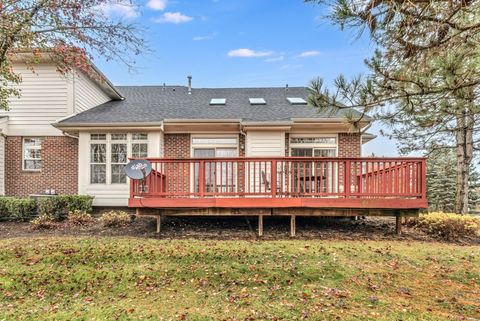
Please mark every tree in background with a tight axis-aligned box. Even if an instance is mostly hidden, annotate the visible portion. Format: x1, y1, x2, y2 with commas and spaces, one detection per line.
0, 0, 144, 110
307, 0, 480, 213
427, 149, 480, 212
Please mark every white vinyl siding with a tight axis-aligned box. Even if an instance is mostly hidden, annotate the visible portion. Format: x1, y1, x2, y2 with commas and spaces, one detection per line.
245, 131, 285, 194
74, 72, 111, 113
4, 63, 112, 136
5, 64, 71, 136
246, 131, 285, 157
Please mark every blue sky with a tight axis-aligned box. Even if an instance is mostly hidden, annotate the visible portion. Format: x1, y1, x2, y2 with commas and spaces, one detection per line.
95, 0, 399, 156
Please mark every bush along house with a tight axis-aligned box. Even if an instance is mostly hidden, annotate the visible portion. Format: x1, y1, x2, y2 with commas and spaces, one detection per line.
2, 58, 427, 235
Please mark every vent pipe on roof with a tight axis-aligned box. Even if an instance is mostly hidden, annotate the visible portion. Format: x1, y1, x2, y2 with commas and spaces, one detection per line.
162, 83, 166, 91
187, 75, 192, 95
285, 84, 289, 96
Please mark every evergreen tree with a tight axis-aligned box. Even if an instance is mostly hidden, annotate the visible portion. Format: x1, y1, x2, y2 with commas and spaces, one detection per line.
427, 149, 479, 212
307, 0, 480, 213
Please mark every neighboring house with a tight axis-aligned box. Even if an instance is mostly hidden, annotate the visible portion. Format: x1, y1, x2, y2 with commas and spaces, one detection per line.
2, 59, 427, 234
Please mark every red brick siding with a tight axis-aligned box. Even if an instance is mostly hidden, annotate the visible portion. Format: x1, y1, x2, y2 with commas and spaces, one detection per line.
164, 134, 190, 158
5, 136, 78, 197
163, 134, 191, 193
338, 133, 361, 157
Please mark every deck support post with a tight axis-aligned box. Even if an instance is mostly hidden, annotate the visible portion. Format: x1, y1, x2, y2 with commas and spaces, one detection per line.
290, 215, 296, 237
258, 215, 263, 237
156, 215, 162, 234
395, 214, 402, 235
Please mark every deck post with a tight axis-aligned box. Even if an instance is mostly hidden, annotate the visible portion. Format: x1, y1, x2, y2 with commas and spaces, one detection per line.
156, 215, 162, 234
395, 214, 402, 235
290, 215, 296, 237
258, 215, 263, 237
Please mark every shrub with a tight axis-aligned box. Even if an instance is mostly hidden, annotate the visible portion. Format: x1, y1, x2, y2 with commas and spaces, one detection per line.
0, 197, 37, 221
99, 210, 132, 227
408, 212, 480, 240
38, 195, 94, 221
67, 210, 95, 226
30, 214, 57, 230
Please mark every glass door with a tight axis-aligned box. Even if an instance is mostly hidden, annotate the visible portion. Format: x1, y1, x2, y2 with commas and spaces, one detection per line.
215, 148, 237, 193
193, 148, 237, 194
314, 148, 337, 193
194, 149, 215, 193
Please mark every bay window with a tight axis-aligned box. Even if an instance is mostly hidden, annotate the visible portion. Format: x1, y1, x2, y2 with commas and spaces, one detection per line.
89, 133, 148, 184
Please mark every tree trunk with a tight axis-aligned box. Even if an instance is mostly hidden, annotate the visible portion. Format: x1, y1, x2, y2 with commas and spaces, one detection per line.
454, 110, 473, 214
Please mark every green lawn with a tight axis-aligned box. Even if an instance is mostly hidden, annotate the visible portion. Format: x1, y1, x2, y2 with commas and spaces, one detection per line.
0, 237, 479, 320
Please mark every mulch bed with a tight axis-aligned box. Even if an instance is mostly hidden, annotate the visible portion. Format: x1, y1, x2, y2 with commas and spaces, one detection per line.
1, 216, 478, 244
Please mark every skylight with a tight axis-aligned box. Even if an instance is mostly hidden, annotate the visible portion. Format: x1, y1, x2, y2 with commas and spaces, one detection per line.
249, 98, 266, 105
287, 97, 307, 105
210, 98, 226, 105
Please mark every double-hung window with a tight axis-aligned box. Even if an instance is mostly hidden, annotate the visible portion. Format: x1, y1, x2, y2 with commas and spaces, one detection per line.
23, 137, 43, 171
89, 133, 148, 185
110, 134, 128, 184
90, 134, 107, 183
132, 133, 148, 158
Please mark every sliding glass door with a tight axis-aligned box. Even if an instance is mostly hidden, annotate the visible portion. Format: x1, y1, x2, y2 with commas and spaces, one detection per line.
193, 147, 238, 194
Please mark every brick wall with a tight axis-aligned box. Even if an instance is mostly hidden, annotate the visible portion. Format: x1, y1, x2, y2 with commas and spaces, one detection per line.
5, 136, 78, 197
338, 133, 361, 157
164, 134, 190, 158
163, 134, 191, 193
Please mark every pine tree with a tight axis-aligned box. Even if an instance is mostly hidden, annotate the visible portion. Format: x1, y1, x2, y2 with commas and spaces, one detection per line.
427, 149, 479, 213
307, 0, 480, 213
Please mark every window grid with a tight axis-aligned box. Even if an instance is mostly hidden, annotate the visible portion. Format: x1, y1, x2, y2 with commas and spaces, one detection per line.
89, 133, 148, 185
23, 137, 43, 171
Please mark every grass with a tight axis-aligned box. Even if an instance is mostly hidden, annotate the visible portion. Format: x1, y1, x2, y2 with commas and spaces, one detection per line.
0, 237, 479, 320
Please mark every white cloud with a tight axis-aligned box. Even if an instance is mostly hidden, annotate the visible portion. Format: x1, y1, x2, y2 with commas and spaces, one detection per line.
280, 64, 303, 70
193, 32, 218, 41
153, 12, 194, 24
228, 48, 274, 58
98, 1, 140, 19
147, 0, 168, 10
264, 56, 284, 62
298, 50, 321, 58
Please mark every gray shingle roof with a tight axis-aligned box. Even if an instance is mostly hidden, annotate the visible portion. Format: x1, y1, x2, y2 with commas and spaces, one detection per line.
58, 86, 369, 124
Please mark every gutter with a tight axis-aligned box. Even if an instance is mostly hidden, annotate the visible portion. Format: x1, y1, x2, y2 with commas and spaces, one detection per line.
241, 120, 294, 126
90, 63, 124, 100
291, 117, 370, 123
52, 121, 164, 128
163, 119, 242, 123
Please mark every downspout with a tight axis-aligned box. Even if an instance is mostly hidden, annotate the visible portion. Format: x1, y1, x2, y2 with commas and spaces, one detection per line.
239, 122, 247, 156
360, 122, 372, 134
62, 131, 79, 139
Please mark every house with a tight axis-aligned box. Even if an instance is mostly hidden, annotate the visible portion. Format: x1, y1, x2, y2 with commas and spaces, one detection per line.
2, 58, 427, 235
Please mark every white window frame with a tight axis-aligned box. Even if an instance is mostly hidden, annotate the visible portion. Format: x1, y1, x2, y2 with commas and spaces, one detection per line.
289, 134, 338, 157
190, 134, 239, 157
22, 137, 43, 171
88, 133, 149, 185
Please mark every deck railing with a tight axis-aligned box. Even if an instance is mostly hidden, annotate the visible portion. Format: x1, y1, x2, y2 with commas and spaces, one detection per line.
130, 157, 426, 201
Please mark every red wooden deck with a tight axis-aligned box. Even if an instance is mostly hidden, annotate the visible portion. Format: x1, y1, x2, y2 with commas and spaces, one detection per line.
128, 157, 427, 210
